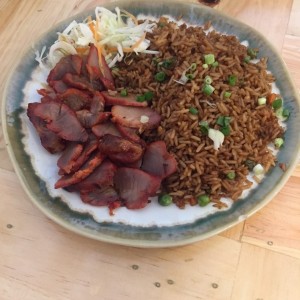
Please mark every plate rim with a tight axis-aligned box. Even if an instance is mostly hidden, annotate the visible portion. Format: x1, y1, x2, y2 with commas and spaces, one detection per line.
2, 0, 300, 248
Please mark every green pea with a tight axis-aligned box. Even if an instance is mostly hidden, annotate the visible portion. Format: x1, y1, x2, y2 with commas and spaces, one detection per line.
197, 194, 210, 207
158, 194, 173, 206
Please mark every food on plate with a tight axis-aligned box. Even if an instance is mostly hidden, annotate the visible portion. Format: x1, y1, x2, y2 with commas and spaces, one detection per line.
28, 7, 289, 213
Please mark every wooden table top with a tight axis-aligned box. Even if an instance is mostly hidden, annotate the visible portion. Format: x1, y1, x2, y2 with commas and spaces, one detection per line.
0, 0, 300, 299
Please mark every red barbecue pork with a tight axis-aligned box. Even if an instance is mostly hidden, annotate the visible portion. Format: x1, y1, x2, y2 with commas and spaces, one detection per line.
57, 143, 83, 174
72, 159, 117, 192
62, 73, 94, 91
101, 91, 147, 107
27, 103, 65, 153
55, 151, 105, 189
80, 186, 119, 206
32, 100, 88, 142
98, 134, 143, 164
58, 88, 91, 111
141, 141, 177, 180
111, 106, 161, 130
114, 168, 161, 209
47, 55, 82, 82
92, 121, 121, 138
86, 44, 115, 91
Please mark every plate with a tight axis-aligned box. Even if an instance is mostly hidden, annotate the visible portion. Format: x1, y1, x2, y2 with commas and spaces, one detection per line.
2, 0, 300, 247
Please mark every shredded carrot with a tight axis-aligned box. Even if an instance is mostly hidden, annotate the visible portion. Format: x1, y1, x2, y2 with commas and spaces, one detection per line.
76, 46, 89, 55
267, 93, 277, 105
96, 44, 103, 68
121, 33, 146, 52
121, 9, 138, 26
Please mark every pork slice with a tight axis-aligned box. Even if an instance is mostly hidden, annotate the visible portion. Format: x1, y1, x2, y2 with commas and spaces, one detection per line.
50, 80, 69, 94
47, 55, 82, 82
101, 91, 147, 107
76, 111, 110, 128
111, 106, 161, 130
27, 103, 65, 153
58, 88, 91, 111
86, 44, 115, 91
99, 134, 143, 164
55, 151, 105, 189
90, 91, 105, 114
80, 186, 119, 206
63, 73, 94, 91
32, 100, 88, 142
37, 89, 56, 99
141, 141, 177, 180
115, 124, 141, 144
92, 121, 121, 138
57, 143, 83, 174
68, 137, 98, 173
72, 159, 117, 191
114, 168, 161, 209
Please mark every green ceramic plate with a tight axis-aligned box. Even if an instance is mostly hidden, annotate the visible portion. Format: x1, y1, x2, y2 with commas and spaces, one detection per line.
2, 0, 300, 247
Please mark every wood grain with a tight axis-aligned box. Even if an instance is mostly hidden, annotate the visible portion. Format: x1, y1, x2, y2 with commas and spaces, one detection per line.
0, 0, 300, 299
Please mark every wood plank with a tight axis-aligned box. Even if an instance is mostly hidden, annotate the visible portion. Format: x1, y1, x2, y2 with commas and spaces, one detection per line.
241, 176, 300, 259
217, 0, 294, 51
231, 243, 300, 300
0, 168, 242, 300
220, 221, 245, 241
286, 0, 300, 36
282, 34, 300, 90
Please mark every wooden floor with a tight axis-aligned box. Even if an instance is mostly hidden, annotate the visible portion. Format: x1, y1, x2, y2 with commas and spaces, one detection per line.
0, 0, 300, 299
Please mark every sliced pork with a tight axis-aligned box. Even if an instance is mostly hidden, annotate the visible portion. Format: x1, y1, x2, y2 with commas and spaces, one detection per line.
92, 121, 121, 138
111, 106, 161, 130
98, 134, 144, 164
55, 151, 105, 189
141, 141, 177, 180
47, 55, 82, 82
27, 104, 65, 154
101, 91, 147, 107
57, 143, 83, 174
58, 88, 91, 111
114, 168, 161, 209
30, 100, 88, 142
80, 186, 119, 206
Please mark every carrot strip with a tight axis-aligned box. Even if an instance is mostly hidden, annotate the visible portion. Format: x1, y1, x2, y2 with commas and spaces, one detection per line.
267, 93, 277, 105
121, 9, 138, 25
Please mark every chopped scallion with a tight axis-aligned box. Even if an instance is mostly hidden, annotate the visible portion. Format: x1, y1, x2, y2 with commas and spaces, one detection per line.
202, 63, 208, 69
120, 89, 128, 97
282, 108, 290, 119
272, 98, 283, 110
186, 73, 195, 80
228, 75, 237, 86
244, 55, 251, 63
226, 172, 236, 180
203, 84, 215, 96
220, 126, 230, 136
216, 116, 231, 127
212, 61, 219, 67
204, 75, 213, 85
204, 54, 215, 65
258, 97, 266, 106
253, 164, 264, 175
155, 72, 166, 82
274, 138, 284, 148
224, 91, 231, 98
189, 107, 198, 115
136, 95, 146, 102
144, 91, 154, 101
199, 120, 209, 135
247, 48, 258, 59
190, 63, 197, 71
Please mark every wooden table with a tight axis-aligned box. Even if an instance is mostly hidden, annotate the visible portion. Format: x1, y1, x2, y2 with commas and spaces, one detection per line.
0, 0, 300, 299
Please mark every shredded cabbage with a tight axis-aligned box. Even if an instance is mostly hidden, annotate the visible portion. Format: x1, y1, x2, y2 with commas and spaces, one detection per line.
35, 6, 159, 68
